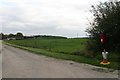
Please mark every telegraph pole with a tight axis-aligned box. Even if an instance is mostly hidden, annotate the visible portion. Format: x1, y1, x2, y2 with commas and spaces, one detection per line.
77, 33, 78, 38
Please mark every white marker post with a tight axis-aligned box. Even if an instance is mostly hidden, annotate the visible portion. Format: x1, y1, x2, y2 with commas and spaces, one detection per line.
100, 49, 110, 65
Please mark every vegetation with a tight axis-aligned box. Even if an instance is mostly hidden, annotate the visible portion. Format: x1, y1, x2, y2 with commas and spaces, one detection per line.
6, 38, 87, 56
86, 1, 120, 53
16, 32, 24, 39
85, 1, 120, 70
5, 38, 119, 70
0, 33, 67, 40
0, 33, 2, 40
0, 32, 24, 40
2, 0, 120, 70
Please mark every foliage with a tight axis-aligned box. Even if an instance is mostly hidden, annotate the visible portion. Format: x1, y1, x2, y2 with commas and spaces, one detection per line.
1, 32, 67, 40
0, 33, 3, 40
8, 34, 15, 38
16, 32, 24, 39
5, 40, 119, 70
33, 35, 67, 39
86, 1, 120, 52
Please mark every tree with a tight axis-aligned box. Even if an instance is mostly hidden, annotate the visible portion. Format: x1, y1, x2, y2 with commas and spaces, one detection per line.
0, 33, 3, 40
0, 33, 8, 40
3, 34, 8, 40
16, 32, 24, 39
86, 1, 120, 52
8, 33, 15, 38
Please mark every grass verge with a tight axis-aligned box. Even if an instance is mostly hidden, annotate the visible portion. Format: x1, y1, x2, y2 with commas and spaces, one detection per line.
4, 42, 119, 70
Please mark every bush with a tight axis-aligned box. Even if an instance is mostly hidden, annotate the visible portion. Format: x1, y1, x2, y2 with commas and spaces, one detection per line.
86, 1, 120, 52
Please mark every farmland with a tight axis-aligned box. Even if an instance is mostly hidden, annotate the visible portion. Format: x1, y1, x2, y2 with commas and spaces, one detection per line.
6, 38, 87, 55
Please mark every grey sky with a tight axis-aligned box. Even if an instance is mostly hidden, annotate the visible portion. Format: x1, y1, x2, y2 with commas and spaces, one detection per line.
0, 0, 107, 37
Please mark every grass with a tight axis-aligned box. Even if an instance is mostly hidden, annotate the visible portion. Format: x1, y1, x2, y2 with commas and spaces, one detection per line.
4, 42, 99, 64
5, 38, 87, 55
4, 38, 119, 70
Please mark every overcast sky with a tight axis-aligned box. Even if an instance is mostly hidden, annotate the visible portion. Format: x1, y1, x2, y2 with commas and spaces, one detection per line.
0, 0, 107, 38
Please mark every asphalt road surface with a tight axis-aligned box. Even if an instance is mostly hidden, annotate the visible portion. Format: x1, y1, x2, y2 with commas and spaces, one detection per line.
2, 44, 118, 78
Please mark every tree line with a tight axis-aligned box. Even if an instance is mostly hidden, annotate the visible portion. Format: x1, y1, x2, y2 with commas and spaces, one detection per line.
0, 32, 24, 40
0, 32, 67, 40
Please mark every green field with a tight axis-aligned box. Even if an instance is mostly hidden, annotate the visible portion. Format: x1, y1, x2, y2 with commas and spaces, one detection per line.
6, 38, 87, 55
5, 38, 119, 70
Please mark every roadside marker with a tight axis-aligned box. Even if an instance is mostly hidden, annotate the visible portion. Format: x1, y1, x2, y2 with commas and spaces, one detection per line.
100, 32, 110, 65
100, 61, 110, 65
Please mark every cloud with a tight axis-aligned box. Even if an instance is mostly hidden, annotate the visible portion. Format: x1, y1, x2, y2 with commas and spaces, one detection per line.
0, 0, 107, 37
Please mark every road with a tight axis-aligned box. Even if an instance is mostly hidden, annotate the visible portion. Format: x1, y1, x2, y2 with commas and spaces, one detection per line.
2, 44, 118, 78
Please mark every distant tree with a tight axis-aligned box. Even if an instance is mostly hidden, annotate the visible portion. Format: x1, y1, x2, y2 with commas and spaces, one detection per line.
0, 33, 3, 40
0, 33, 9, 40
8, 34, 15, 38
16, 32, 24, 39
3, 34, 8, 40
86, 1, 120, 52
0, 33, 4, 40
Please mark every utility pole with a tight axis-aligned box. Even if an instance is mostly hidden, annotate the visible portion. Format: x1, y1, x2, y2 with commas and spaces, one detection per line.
77, 33, 78, 38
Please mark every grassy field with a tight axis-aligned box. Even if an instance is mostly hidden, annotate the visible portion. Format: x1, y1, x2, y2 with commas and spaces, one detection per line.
5, 38, 119, 70
6, 38, 87, 55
